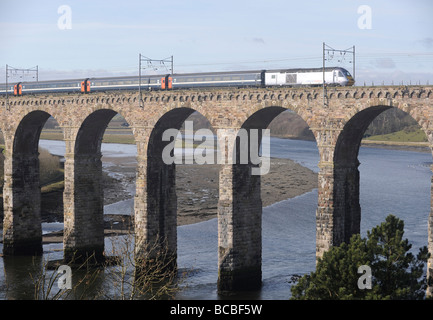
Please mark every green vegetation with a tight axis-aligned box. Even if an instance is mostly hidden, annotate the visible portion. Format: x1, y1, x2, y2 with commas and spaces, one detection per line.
0, 147, 63, 192
39, 148, 63, 186
290, 215, 431, 300
31, 234, 184, 300
364, 126, 428, 143
102, 133, 135, 144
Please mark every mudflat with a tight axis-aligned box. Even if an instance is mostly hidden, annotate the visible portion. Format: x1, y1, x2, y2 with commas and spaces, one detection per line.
98, 155, 318, 226
14, 155, 318, 244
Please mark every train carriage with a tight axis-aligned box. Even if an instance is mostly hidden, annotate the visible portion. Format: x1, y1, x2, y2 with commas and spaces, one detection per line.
89, 75, 162, 92
0, 66, 354, 96
171, 70, 263, 89
265, 67, 354, 87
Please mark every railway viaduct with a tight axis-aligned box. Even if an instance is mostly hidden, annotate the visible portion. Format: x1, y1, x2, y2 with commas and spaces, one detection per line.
1, 85, 433, 295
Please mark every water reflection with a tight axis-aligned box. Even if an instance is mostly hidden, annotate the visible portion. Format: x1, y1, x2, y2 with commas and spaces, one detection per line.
2, 256, 43, 299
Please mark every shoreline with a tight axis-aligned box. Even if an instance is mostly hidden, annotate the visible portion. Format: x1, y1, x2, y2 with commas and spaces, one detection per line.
360, 139, 430, 153
40, 131, 432, 154
39, 156, 318, 243
10, 136, 431, 244
97, 155, 318, 226
175, 157, 317, 226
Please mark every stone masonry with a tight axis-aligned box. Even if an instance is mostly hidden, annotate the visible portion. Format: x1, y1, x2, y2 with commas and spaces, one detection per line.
0, 85, 433, 294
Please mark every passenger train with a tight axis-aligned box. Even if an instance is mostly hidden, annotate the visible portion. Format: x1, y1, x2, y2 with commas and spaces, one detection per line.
0, 67, 354, 96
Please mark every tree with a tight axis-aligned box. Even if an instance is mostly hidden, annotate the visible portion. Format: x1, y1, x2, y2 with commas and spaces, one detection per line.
291, 215, 431, 300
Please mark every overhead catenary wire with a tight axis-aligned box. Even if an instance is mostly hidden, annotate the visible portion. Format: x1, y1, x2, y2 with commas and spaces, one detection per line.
7, 51, 432, 82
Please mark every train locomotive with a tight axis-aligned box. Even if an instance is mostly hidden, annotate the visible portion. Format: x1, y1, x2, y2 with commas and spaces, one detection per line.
0, 67, 354, 96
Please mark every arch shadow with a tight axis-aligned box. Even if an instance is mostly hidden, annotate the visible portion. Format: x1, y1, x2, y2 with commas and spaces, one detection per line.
217, 105, 318, 293
333, 105, 431, 247
64, 108, 132, 262
137, 107, 218, 264
3, 110, 63, 255
333, 105, 393, 245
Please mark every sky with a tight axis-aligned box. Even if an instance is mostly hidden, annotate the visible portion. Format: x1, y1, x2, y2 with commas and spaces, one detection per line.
0, 0, 433, 85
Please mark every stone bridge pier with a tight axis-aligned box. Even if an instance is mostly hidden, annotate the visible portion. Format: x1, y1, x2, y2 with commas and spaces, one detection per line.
0, 85, 432, 296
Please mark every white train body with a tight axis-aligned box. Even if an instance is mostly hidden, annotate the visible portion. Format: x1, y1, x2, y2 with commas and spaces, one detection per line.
265, 67, 354, 87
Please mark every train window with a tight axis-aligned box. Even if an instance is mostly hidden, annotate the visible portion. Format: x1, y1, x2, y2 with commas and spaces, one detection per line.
286, 74, 297, 83
338, 71, 344, 77
223, 77, 231, 81
232, 76, 241, 80
271, 75, 276, 79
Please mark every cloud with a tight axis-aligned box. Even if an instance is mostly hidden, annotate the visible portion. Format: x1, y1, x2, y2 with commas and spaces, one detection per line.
371, 58, 396, 69
252, 37, 265, 45
418, 37, 433, 48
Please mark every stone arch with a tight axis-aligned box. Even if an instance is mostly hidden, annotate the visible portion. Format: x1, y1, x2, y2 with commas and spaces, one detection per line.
64, 108, 133, 262
137, 106, 216, 268
332, 105, 392, 246
75, 109, 117, 154
3, 110, 64, 256
216, 104, 317, 292
333, 103, 433, 255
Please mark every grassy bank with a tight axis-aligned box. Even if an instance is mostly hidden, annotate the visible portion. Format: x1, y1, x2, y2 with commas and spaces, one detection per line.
364, 127, 428, 143
0, 147, 65, 222
40, 129, 135, 145
362, 127, 429, 149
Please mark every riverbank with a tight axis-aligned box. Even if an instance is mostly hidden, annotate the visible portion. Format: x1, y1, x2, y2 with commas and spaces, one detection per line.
11, 134, 432, 244
98, 155, 318, 226
27, 153, 319, 244
361, 139, 430, 153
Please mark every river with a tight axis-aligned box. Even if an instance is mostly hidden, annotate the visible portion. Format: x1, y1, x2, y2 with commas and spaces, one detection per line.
0, 137, 431, 300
